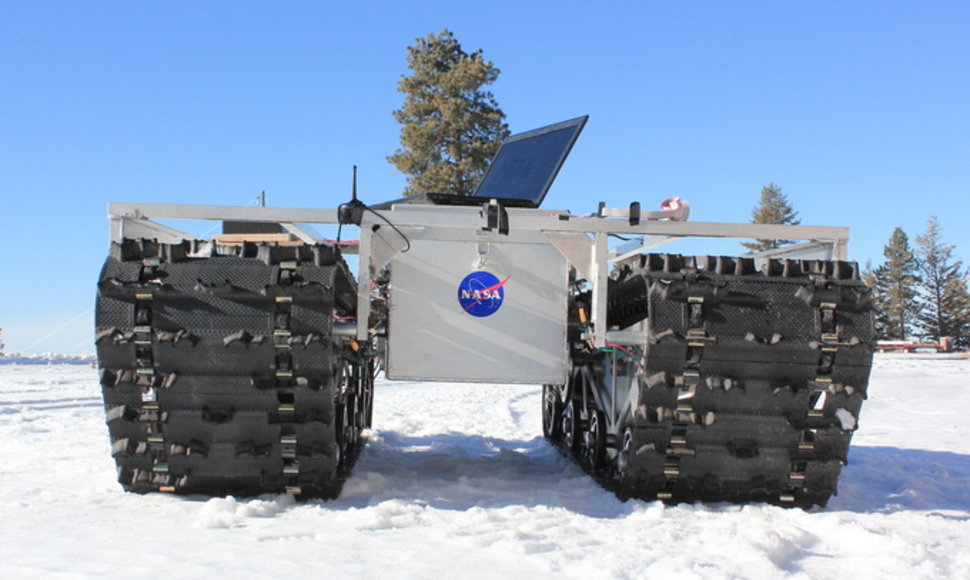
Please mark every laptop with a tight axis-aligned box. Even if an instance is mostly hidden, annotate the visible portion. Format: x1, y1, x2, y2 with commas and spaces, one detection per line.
374, 115, 588, 210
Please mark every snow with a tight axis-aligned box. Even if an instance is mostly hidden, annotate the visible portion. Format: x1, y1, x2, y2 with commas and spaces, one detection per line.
834, 407, 857, 431
0, 353, 95, 365
1, 354, 968, 579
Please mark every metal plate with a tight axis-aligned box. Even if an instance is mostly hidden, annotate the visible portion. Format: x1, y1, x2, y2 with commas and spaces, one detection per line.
387, 236, 568, 384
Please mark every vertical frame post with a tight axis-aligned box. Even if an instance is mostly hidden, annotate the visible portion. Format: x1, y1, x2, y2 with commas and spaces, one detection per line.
356, 221, 373, 342
591, 232, 609, 349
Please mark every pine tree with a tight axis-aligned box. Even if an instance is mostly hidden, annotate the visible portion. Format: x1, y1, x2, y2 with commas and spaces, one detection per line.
860, 260, 876, 288
741, 182, 801, 252
871, 227, 919, 340
860, 261, 885, 337
914, 216, 970, 347
388, 30, 509, 197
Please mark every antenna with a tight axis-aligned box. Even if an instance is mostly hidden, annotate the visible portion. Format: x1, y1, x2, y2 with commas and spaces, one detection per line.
338, 165, 366, 226
352, 166, 358, 201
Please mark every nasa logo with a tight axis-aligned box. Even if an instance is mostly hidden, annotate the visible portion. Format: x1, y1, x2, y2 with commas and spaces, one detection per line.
457, 271, 510, 317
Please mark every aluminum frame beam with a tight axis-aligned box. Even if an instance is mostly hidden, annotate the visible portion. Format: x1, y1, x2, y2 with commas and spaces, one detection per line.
107, 202, 850, 247
107, 200, 853, 346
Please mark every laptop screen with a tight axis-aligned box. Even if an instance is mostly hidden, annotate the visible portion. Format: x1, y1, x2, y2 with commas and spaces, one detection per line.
472, 116, 588, 208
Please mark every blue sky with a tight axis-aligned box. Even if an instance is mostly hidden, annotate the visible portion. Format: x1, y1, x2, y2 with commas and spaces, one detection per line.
2, 1, 968, 354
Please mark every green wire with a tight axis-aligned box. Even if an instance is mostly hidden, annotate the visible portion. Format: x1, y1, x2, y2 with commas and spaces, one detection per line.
599, 346, 643, 367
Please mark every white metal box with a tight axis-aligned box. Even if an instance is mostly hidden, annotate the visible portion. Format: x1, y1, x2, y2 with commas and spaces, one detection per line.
386, 229, 569, 384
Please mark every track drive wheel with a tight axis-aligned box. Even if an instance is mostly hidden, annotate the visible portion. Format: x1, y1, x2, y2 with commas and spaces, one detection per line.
616, 427, 634, 478
361, 361, 374, 430
584, 409, 607, 470
563, 399, 582, 451
343, 395, 358, 449
542, 384, 563, 440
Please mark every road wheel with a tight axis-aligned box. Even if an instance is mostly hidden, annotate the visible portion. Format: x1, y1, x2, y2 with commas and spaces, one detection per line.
616, 427, 634, 478
585, 410, 607, 470
542, 384, 563, 440
563, 399, 581, 451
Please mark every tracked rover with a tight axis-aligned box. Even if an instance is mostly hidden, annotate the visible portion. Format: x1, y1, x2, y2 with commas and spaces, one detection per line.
96, 116, 873, 507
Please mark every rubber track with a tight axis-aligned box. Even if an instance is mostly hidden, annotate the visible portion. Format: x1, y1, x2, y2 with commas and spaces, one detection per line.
96, 239, 364, 498
579, 255, 873, 508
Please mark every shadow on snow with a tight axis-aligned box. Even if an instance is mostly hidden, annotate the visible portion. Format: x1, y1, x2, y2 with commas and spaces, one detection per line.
830, 445, 970, 514
335, 432, 970, 516
330, 430, 633, 518
174, 434, 970, 519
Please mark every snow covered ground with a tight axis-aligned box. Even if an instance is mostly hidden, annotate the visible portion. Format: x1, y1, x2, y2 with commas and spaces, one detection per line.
1, 354, 968, 579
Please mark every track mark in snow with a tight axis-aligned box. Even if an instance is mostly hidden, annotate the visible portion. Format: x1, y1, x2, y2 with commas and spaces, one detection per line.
0, 397, 103, 415
257, 532, 317, 543
506, 388, 541, 437
0, 396, 102, 407
338, 380, 639, 517
337, 428, 611, 515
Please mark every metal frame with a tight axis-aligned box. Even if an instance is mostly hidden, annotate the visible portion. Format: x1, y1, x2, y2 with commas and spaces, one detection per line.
108, 200, 851, 349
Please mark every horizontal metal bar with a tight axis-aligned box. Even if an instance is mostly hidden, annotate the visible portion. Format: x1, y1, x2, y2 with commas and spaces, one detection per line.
604, 330, 650, 345
745, 240, 841, 261
560, 219, 848, 241
366, 206, 849, 242
109, 202, 339, 224
108, 202, 849, 243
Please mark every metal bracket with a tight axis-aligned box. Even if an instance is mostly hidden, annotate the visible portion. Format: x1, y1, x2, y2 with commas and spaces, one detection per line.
112, 217, 193, 244
745, 240, 844, 261
609, 236, 684, 264
545, 232, 593, 280
281, 223, 318, 244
